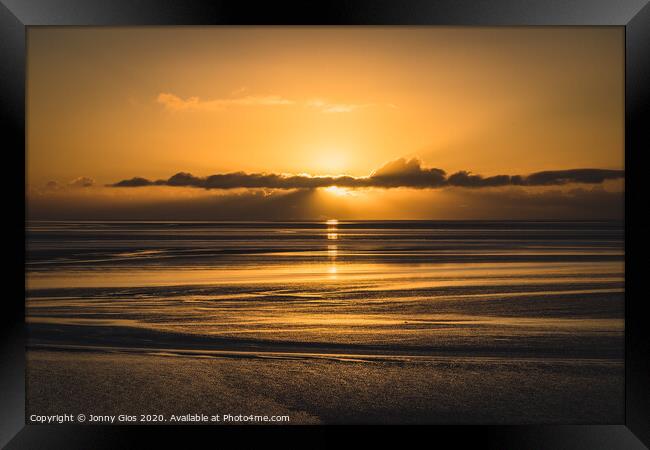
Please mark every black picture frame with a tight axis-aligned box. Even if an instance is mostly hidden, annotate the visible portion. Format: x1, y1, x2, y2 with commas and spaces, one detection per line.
2, 0, 648, 448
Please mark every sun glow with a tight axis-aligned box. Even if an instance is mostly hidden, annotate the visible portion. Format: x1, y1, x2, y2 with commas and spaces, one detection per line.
324, 186, 352, 196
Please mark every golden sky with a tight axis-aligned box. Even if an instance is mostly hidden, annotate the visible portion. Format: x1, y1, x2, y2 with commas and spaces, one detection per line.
27, 27, 624, 220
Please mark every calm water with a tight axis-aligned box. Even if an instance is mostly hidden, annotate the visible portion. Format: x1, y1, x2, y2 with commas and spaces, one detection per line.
26, 220, 624, 361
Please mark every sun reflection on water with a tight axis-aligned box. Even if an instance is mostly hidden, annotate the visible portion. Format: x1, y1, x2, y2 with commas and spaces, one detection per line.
326, 220, 338, 278
326, 219, 338, 240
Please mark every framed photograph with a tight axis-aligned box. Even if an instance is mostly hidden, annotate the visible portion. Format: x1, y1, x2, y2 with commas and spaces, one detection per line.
2, 0, 649, 448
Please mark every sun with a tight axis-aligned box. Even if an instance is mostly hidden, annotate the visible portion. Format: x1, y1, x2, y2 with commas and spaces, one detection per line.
309, 146, 351, 174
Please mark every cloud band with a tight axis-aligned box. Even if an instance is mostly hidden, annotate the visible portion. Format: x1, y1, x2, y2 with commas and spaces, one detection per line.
110, 158, 624, 190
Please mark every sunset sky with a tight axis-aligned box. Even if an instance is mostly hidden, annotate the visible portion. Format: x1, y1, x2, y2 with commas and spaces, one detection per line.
27, 27, 624, 220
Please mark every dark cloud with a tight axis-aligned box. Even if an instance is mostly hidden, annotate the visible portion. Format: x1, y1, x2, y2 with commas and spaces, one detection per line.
112, 177, 153, 187
369, 158, 446, 188
522, 169, 625, 186
445, 169, 624, 188
109, 158, 624, 190
446, 171, 519, 188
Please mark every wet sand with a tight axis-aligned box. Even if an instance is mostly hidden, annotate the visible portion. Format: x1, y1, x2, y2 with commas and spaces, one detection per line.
27, 349, 623, 425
